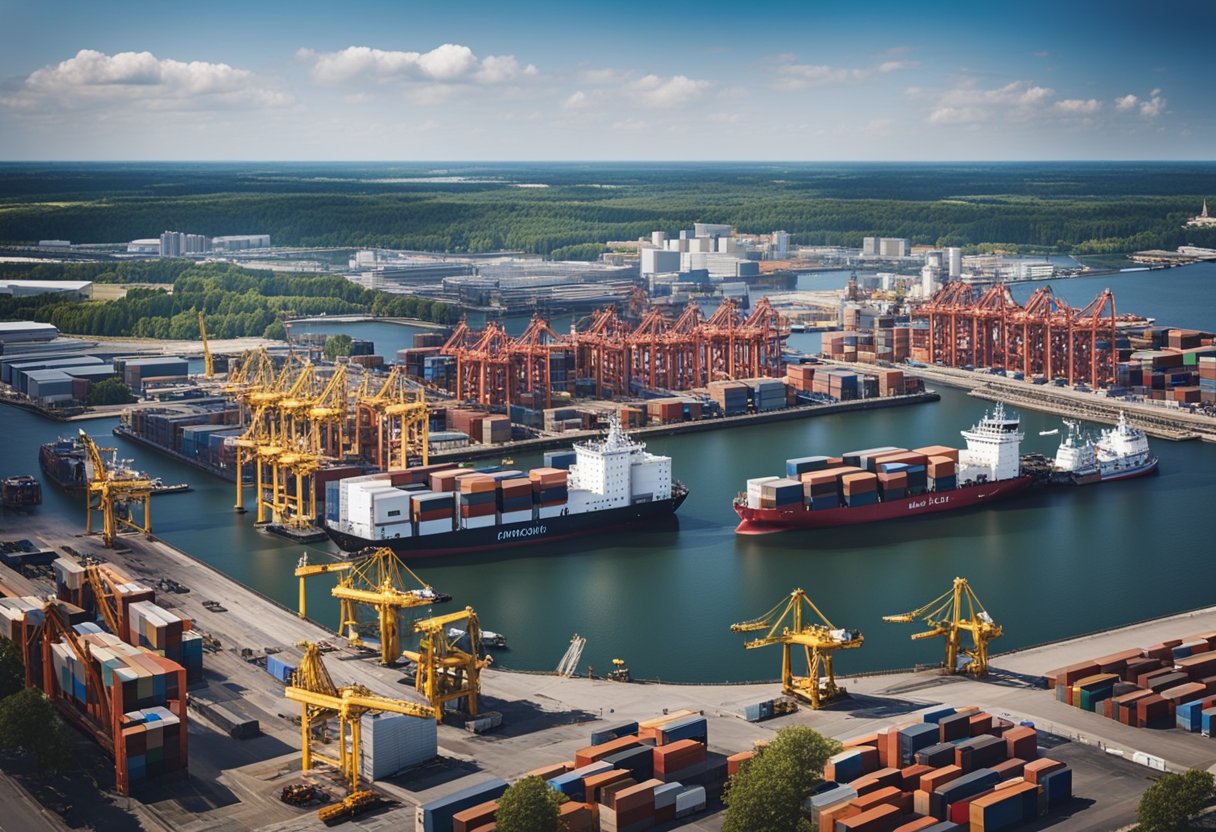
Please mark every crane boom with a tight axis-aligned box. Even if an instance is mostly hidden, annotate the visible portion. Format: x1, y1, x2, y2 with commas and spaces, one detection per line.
198, 311, 214, 378
884, 577, 1001, 676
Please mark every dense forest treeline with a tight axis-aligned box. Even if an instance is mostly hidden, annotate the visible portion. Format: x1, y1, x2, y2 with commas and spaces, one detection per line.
2, 162, 1215, 256
0, 262, 458, 339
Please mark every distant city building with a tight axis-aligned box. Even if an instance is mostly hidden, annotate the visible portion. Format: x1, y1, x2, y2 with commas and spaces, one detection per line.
946, 246, 963, 278
693, 222, 734, 238
0, 320, 59, 344
641, 248, 681, 275
878, 237, 910, 257
862, 237, 911, 258
1186, 199, 1216, 227
771, 230, 789, 257
128, 238, 161, 254
158, 231, 210, 257
211, 234, 271, 252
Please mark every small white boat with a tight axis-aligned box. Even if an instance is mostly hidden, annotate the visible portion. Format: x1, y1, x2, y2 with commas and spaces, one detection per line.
1038, 429, 1059, 436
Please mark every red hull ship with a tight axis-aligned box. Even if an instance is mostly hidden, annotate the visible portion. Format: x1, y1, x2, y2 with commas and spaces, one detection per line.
734, 403, 1033, 536
735, 476, 1033, 534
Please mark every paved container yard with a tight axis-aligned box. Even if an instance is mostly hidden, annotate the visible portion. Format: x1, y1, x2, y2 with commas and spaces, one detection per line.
3, 511, 1215, 830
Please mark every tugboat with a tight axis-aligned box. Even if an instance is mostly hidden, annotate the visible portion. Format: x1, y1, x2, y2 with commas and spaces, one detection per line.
1, 475, 42, 510
1051, 413, 1158, 484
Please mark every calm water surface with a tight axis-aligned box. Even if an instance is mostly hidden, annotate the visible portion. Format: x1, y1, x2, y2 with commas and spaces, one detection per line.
2, 264, 1214, 682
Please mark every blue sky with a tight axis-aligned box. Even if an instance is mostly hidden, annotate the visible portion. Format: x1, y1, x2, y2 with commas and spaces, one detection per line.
0, 0, 1211, 161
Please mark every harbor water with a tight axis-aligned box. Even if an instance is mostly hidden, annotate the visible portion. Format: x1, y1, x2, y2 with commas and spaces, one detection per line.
2, 264, 1214, 683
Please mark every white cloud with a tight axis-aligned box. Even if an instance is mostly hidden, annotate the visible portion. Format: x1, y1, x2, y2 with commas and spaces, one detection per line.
929, 106, 989, 125
578, 67, 625, 85
1054, 98, 1102, 114
563, 91, 588, 110
774, 57, 918, 90
1114, 91, 1166, 118
307, 44, 536, 86
2, 49, 290, 110
612, 117, 647, 130
1139, 94, 1166, 118
629, 74, 711, 108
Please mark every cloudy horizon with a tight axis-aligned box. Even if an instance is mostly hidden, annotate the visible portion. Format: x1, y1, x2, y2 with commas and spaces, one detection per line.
0, 0, 1211, 161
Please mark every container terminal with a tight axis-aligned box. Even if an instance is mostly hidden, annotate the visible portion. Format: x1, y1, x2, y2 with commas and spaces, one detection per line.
6, 508, 1216, 831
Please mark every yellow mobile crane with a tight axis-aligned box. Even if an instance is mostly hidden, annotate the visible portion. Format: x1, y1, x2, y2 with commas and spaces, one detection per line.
285, 642, 435, 802
402, 607, 492, 720
198, 311, 214, 379
295, 548, 449, 665
78, 429, 153, 548
730, 588, 863, 709
883, 577, 1002, 676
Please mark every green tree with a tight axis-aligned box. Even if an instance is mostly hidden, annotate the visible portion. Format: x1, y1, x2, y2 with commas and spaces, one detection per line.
0, 639, 23, 699
86, 377, 137, 405
1137, 769, 1216, 832
494, 775, 567, 832
323, 333, 354, 360
0, 688, 74, 772
262, 320, 287, 340
722, 725, 842, 832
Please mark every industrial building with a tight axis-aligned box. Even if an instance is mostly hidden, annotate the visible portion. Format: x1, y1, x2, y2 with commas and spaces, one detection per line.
0, 280, 92, 299
0, 320, 59, 345
862, 237, 912, 258
211, 234, 271, 252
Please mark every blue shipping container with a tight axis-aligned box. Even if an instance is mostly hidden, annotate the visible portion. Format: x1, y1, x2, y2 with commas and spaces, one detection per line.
417, 777, 509, 832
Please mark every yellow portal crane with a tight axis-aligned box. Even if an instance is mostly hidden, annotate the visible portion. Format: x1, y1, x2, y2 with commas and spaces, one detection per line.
198, 311, 214, 379
308, 363, 353, 459
285, 642, 435, 794
78, 429, 153, 548
883, 577, 1002, 676
402, 606, 491, 720
730, 588, 863, 709
295, 549, 448, 665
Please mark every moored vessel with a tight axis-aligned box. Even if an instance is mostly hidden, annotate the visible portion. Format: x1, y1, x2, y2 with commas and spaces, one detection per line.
1051, 412, 1158, 485
734, 403, 1033, 535
324, 415, 688, 558
39, 436, 88, 492
1, 475, 42, 510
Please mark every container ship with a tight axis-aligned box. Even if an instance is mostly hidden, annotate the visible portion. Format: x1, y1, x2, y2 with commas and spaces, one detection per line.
734, 403, 1033, 535
1051, 412, 1158, 485
39, 436, 89, 492
325, 416, 688, 557
1, 475, 42, 510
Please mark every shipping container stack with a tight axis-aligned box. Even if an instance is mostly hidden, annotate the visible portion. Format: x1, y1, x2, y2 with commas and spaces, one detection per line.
496, 476, 534, 524
708, 381, 749, 416
812, 706, 1073, 832
758, 478, 804, 509
413, 492, 457, 536
1201, 357, 1216, 405
786, 362, 816, 393
458, 474, 498, 531
530, 467, 569, 519
44, 623, 189, 788
1045, 631, 1216, 732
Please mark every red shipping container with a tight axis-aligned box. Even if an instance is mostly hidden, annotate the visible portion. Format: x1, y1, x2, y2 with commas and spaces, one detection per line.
584, 770, 632, 804
1023, 758, 1066, 784
851, 767, 902, 795
967, 712, 993, 736
558, 802, 594, 832
1003, 726, 1037, 759
900, 764, 934, 791
947, 789, 994, 826
920, 765, 962, 793
727, 750, 754, 776
835, 803, 902, 832
574, 735, 642, 767
452, 800, 497, 832
991, 757, 1027, 780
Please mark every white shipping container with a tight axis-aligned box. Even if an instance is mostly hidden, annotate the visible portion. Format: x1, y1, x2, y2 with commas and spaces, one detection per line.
375, 520, 413, 540
461, 514, 496, 530
53, 557, 84, 591
498, 510, 533, 524
361, 711, 437, 780
417, 518, 454, 536
537, 504, 566, 519
372, 491, 411, 524
675, 785, 706, 816
746, 476, 780, 509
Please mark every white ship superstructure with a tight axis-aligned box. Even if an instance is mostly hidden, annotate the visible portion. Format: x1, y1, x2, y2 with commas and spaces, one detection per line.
567, 416, 673, 514
1052, 412, 1157, 484
957, 403, 1023, 485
